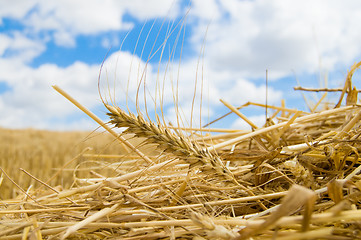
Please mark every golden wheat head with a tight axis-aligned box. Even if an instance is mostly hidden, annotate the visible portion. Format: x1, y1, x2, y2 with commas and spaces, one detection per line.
105, 104, 235, 180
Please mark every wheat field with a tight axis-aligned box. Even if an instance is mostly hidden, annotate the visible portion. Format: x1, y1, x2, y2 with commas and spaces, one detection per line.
0, 128, 131, 200
2, 9, 361, 239
2, 68, 361, 239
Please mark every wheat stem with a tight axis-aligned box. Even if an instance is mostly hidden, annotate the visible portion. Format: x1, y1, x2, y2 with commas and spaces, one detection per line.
52, 85, 154, 164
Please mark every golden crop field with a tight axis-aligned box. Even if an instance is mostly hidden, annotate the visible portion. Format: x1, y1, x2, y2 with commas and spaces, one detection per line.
2, 62, 361, 239
1, 29, 361, 239
0, 128, 127, 200
2, 76, 361, 239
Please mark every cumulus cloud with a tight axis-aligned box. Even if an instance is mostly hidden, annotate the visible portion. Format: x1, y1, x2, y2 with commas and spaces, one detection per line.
0, 0, 186, 129
0, 0, 184, 47
1, 0, 361, 130
0, 0, 36, 22
125, 0, 182, 20
0, 48, 161, 130
0, 58, 102, 129
189, 0, 361, 79
0, 32, 45, 62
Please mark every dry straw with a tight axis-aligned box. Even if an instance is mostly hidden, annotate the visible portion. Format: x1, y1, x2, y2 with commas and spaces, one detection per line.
2, 59, 361, 239
3, 13, 361, 237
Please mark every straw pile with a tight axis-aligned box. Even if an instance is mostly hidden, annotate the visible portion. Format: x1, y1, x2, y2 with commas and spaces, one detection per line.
2, 62, 361, 239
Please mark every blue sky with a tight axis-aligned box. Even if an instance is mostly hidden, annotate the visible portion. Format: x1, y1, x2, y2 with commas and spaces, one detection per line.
1, 0, 361, 130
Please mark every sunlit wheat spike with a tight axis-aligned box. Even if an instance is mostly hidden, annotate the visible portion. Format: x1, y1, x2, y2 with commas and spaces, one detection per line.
105, 104, 235, 179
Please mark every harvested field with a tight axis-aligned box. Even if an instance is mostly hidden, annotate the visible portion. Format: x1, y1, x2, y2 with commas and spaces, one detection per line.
2, 62, 361, 239
3, 1, 361, 240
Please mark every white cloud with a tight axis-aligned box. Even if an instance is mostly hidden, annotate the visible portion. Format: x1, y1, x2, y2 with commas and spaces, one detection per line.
0, 1, 188, 130
2, 0, 361, 131
53, 31, 76, 48
187, 0, 222, 21
142, 56, 283, 128
0, 0, 37, 22
125, 0, 182, 20
189, 0, 361, 79
0, 48, 176, 130
99, 50, 155, 107
26, 1, 127, 33
0, 32, 45, 62
0, 34, 11, 55
101, 35, 120, 49
0, 0, 184, 48
222, 78, 282, 105
0, 58, 102, 130
174, 58, 282, 107
231, 114, 268, 130
164, 102, 216, 129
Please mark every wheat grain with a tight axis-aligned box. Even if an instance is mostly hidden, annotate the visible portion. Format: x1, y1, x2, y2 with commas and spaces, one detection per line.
105, 104, 235, 180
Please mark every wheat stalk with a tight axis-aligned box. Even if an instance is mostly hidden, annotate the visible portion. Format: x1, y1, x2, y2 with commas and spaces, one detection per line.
105, 104, 234, 180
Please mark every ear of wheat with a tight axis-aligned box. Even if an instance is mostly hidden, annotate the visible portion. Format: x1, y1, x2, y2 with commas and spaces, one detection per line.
105, 104, 235, 180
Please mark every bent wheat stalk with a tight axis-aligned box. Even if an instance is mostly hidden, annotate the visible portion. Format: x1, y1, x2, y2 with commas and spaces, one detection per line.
106, 104, 235, 180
